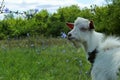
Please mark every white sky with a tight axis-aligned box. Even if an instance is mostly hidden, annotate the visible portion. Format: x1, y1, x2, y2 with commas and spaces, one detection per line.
0, 0, 106, 19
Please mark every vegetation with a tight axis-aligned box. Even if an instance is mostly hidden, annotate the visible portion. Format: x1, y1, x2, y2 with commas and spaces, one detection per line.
0, 0, 120, 39
0, 37, 91, 80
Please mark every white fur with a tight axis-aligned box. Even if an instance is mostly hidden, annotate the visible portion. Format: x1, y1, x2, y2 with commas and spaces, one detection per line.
68, 17, 120, 80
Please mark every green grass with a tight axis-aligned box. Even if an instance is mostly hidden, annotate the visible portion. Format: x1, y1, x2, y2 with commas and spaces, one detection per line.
0, 38, 91, 80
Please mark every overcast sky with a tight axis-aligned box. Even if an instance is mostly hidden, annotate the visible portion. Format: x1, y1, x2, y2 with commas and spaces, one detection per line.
0, 0, 106, 19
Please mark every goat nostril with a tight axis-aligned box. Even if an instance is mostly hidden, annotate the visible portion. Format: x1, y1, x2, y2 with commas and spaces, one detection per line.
68, 33, 72, 37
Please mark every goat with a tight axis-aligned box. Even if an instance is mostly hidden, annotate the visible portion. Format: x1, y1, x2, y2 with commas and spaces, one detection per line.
66, 17, 120, 80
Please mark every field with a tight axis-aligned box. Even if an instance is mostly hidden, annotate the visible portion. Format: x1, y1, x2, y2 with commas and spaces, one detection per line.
0, 37, 91, 80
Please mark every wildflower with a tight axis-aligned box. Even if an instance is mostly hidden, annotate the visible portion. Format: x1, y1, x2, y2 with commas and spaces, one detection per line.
61, 32, 67, 38
34, 9, 38, 13
30, 44, 34, 48
4, 8, 9, 13
66, 59, 69, 63
36, 49, 41, 54
62, 49, 66, 53
27, 33, 30, 37
79, 60, 83, 66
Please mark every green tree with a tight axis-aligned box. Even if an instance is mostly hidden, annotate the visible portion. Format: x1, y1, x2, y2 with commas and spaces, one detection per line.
34, 9, 49, 35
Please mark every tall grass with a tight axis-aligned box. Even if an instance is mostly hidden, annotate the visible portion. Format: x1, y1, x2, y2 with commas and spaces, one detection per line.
0, 37, 91, 80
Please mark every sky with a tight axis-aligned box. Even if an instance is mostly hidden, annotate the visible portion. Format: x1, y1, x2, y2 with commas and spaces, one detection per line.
0, 0, 106, 19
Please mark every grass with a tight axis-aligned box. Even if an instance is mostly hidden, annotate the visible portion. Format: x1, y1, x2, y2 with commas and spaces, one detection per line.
0, 37, 91, 80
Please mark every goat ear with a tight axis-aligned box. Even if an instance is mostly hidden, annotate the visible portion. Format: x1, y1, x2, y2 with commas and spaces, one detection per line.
66, 22, 74, 29
89, 21, 94, 29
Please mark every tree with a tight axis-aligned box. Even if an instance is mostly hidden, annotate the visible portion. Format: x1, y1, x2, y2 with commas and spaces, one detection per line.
104, 0, 120, 35
4, 13, 14, 20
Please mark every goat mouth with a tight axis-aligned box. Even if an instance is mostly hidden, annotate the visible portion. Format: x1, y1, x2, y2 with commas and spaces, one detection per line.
68, 37, 73, 40
68, 37, 77, 41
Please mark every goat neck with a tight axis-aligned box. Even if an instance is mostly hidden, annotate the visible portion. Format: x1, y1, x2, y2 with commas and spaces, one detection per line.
84, 31, 104, 56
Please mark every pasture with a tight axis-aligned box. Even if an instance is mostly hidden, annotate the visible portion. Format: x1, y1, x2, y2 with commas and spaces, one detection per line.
0, 37, 91, 80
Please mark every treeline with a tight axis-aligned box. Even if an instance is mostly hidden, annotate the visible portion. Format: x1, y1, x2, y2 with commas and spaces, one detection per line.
0, 0, 120, 39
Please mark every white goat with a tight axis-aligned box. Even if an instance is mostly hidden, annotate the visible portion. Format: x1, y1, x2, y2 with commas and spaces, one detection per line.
66, 17, 120, 80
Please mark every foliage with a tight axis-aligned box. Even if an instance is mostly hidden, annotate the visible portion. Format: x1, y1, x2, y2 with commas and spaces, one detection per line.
0, 1, 120, 39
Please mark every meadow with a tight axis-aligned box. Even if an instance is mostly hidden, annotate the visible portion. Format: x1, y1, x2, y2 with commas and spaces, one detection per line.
0, 36, 91, 80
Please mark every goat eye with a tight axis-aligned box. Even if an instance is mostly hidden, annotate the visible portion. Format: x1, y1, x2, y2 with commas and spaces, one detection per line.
80, 27, 88, 31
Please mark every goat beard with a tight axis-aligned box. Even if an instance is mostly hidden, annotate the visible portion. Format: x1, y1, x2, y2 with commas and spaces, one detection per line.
71, 40, 82, 48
